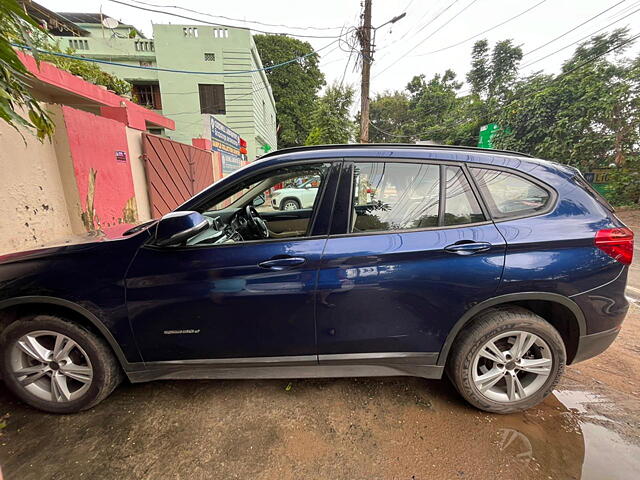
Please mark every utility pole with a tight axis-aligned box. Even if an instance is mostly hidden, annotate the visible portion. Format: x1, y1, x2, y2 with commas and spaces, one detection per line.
358, 0, 372, 143
358, 4, 406, 143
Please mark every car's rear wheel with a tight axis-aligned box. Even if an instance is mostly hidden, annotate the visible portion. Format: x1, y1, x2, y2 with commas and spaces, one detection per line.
447, 307, 566, 413
280, 198, 301, 210
0, 314, 122, 414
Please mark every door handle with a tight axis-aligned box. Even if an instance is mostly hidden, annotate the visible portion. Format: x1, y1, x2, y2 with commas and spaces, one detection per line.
444, 241, 492, 255
258, 257, 306, 270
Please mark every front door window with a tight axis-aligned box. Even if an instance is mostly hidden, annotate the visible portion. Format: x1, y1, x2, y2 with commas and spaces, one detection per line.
185, 163, 330, 246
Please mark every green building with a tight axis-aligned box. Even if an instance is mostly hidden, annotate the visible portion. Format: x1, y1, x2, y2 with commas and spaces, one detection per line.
42, 11, 277, 161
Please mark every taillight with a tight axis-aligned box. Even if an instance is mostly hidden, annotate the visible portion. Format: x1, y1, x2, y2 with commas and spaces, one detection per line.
595, 228, 634, 265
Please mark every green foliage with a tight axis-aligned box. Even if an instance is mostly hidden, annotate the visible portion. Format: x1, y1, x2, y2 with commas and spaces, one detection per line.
493, 29, 639, 175
367, 90, 411, 142
0, 0, 54, 140
467, 39, 522, 102
305, 83, 355, 145
254, 35, 325, 148
368, 71, 484, 146
366, 31, 637, 206
607, 159, 640, 206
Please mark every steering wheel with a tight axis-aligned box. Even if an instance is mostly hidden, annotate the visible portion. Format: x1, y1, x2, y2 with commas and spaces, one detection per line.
245, 205, 269, 239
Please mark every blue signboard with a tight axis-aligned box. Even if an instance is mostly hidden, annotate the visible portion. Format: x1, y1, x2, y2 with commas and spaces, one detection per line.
209, 116, 242, 174
211, 116, 240, 149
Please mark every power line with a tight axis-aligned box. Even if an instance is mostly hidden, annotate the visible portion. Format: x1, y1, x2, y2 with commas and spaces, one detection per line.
13, 38, 339, 75
523, 0, 627, 58
521, 7, 640, 69
372, 31, 640, 141
411, 0, 548, 57
127, 0, 345, 31
107, 0, 348, 39
373, 0, 478, 79
557, 31, 640, 76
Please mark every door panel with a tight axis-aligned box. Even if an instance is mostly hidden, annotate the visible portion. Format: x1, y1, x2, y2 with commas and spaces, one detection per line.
317, 159, 506, 357
316, 225, 506, 355
127, 239, 326, 362
126, 161, 340, 362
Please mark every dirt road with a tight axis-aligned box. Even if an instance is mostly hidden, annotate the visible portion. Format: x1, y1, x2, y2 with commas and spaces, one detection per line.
0, 212, 639, 480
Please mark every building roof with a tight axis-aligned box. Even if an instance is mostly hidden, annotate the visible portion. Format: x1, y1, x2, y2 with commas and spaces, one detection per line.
58, 12, 112, 24
56, 12, 146, 38
20, 1, 89, 36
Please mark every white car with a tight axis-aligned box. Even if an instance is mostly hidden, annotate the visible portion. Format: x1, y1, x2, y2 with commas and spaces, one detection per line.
270, 176, 319, 210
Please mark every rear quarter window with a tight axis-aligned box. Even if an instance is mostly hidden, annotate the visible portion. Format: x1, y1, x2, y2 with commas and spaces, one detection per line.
471, 167, 551, 219
573, 174, 614, 212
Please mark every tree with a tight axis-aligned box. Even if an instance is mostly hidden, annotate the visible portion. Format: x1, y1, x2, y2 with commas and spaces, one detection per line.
367, 91, 410, 142
405, 70, 463, 143
305, 83, 354, 145
0, 0, 53, 139
466, 39, 522, 102
493, 29, 639, 172
254, 35, 325, 148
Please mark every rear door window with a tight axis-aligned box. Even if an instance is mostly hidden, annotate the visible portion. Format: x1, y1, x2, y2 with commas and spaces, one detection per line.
471, 167, 551, 219
352, 162, 440, 232
444, 166, 484, 226
348, 162, 485, 233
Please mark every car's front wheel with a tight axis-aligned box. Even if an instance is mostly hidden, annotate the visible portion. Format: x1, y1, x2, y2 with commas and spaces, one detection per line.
447, 307, 566, 413
280, 198, 301, 210
0, 314, 122, 413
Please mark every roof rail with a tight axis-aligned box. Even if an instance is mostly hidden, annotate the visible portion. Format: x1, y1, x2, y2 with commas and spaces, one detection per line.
258, 143, 533, 160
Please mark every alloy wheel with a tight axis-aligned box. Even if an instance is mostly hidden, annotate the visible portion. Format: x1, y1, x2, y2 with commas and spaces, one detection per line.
471, 330, 552, 403
9, 330, 93, 403
282, 200, 299, 210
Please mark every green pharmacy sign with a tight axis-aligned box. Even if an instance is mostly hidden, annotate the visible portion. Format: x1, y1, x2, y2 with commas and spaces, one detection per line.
478, 123, 500, 149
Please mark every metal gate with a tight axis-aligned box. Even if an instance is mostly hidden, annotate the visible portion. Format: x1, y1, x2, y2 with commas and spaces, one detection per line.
142, 133, 214, 218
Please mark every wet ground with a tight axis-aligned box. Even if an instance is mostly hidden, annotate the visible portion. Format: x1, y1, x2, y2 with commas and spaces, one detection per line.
0, 211, 639, 480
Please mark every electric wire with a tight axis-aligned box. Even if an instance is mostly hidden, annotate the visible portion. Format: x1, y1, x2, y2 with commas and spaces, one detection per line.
384, 30, 640, 139
520, 7, 640, 69
373, 0, 478, 79
107, 0, 348, 39
411, 0, 548, 57
126, 0, 345, 31
12, 38, 340, 75
523, 0, 627, 58
378, 31, 640, 141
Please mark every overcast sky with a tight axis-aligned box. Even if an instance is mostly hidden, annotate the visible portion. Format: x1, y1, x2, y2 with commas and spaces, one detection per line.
40, 0, 640, 107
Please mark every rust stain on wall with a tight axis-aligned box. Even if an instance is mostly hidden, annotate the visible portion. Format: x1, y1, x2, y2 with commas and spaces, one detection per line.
121, 197, 138, 224
80, 168, 99, 232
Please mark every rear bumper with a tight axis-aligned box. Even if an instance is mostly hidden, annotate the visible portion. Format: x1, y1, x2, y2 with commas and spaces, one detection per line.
571, 326, 621, 364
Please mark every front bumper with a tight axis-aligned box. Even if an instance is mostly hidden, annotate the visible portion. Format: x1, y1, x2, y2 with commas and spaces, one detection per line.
571, 326, 621, 364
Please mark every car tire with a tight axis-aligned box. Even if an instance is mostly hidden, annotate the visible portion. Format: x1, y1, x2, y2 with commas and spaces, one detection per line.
280, 198, 301, 210
447, 306, 566, 414
0, 314, 122, 414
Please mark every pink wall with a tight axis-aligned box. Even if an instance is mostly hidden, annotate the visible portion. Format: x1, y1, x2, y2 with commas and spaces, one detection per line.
62, 106, 137, 230
19, 52, 174, 131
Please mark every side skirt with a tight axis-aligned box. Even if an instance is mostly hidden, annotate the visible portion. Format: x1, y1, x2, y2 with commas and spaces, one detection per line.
126, 352, 443, 383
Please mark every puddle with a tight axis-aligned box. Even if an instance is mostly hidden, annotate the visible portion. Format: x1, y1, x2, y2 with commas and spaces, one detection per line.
553, 389, 609, 414
580, 422, 640, 480
493, 389, 640, 479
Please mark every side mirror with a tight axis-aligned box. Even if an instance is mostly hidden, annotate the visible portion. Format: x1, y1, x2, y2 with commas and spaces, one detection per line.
154, 211, 208, 246
252, 193, 266, 207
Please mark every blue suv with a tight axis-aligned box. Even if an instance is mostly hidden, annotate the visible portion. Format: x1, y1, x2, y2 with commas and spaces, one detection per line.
0, 145, 633, 414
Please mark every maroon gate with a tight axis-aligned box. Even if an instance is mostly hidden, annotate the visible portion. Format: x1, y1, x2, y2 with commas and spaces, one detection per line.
142, 133, 214, 218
